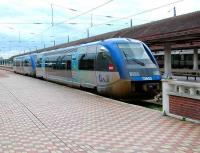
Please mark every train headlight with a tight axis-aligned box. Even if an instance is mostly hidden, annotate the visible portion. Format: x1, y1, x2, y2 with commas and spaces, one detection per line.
153, 71, 160, 75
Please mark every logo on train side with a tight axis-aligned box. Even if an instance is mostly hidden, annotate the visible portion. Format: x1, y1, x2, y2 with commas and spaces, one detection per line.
99, 74, 109, 82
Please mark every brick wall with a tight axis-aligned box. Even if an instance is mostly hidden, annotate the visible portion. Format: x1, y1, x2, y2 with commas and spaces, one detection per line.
169, 95, 200, 121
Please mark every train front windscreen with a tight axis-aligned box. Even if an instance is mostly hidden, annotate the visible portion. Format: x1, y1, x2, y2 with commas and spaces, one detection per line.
118, 42, 160, 81
118, 43, 153, 65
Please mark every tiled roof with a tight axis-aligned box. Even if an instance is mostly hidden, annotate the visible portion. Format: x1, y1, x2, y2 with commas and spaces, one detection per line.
46, 11, 200, 50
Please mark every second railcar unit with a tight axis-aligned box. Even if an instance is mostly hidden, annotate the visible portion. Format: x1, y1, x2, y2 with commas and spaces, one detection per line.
13, 53, 37, 76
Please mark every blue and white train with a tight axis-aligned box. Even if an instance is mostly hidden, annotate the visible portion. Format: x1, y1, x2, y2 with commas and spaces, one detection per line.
13, 38, 161, 98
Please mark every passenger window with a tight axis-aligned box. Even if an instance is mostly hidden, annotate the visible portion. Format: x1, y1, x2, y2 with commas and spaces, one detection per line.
37, 58, 42, 68
56, 56, 62, 70
24, 60, 28, 66
46, 56, 55, 68
62, 55, 71, 70
78, 53, 95, 70
50, 56, 56, 69
96, 51, 116, 71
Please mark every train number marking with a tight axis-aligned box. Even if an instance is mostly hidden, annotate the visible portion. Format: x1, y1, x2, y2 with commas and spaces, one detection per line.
142, 77, 152, 80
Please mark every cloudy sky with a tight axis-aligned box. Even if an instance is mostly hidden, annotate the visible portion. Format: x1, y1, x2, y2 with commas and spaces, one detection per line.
0, 0, 199, 58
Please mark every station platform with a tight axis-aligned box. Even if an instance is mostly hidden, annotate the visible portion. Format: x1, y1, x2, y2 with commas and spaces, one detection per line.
0, 69, 199, 153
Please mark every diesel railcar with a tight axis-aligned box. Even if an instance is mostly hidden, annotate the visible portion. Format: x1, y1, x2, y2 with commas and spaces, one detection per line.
13, 38, 161, 98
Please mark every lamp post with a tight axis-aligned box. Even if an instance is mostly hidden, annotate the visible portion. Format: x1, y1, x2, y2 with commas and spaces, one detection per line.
67, 35, 70, 43
130, 19, 133, 27
87, 29, 89, 38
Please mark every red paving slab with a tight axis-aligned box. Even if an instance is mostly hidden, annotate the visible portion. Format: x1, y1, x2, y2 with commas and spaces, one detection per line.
0, 69, 199, 153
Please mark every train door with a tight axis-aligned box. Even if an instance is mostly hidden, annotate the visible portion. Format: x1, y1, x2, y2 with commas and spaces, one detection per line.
23, 56, 31, 75
78, 45, 97, 89
20, 57, 24, 74
71, 50, 80, 87
64, 54, 72, 80
30, 54, 37, 76
55, 54, 73, 84
15, 58, 20, 73
96, 45, 119, 88
36, 53, 46, 78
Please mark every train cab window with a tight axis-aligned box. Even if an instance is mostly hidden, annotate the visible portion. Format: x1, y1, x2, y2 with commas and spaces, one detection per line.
96, 47, 116, 72
78, 53, 95, 70
118, 43, 149, 60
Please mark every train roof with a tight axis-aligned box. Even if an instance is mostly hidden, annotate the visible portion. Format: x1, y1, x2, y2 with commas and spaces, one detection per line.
32, 38, 144, 56
102, 38, 141, 43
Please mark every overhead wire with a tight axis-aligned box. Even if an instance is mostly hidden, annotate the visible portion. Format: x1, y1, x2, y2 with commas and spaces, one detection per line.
43, 0, 114, 31
1, 0, 185, 54
42, 0, 184, 44
93, 0, 184, 27
34, 0, 184, 40
54, 0, 114, 26
27, 0, 114, 41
